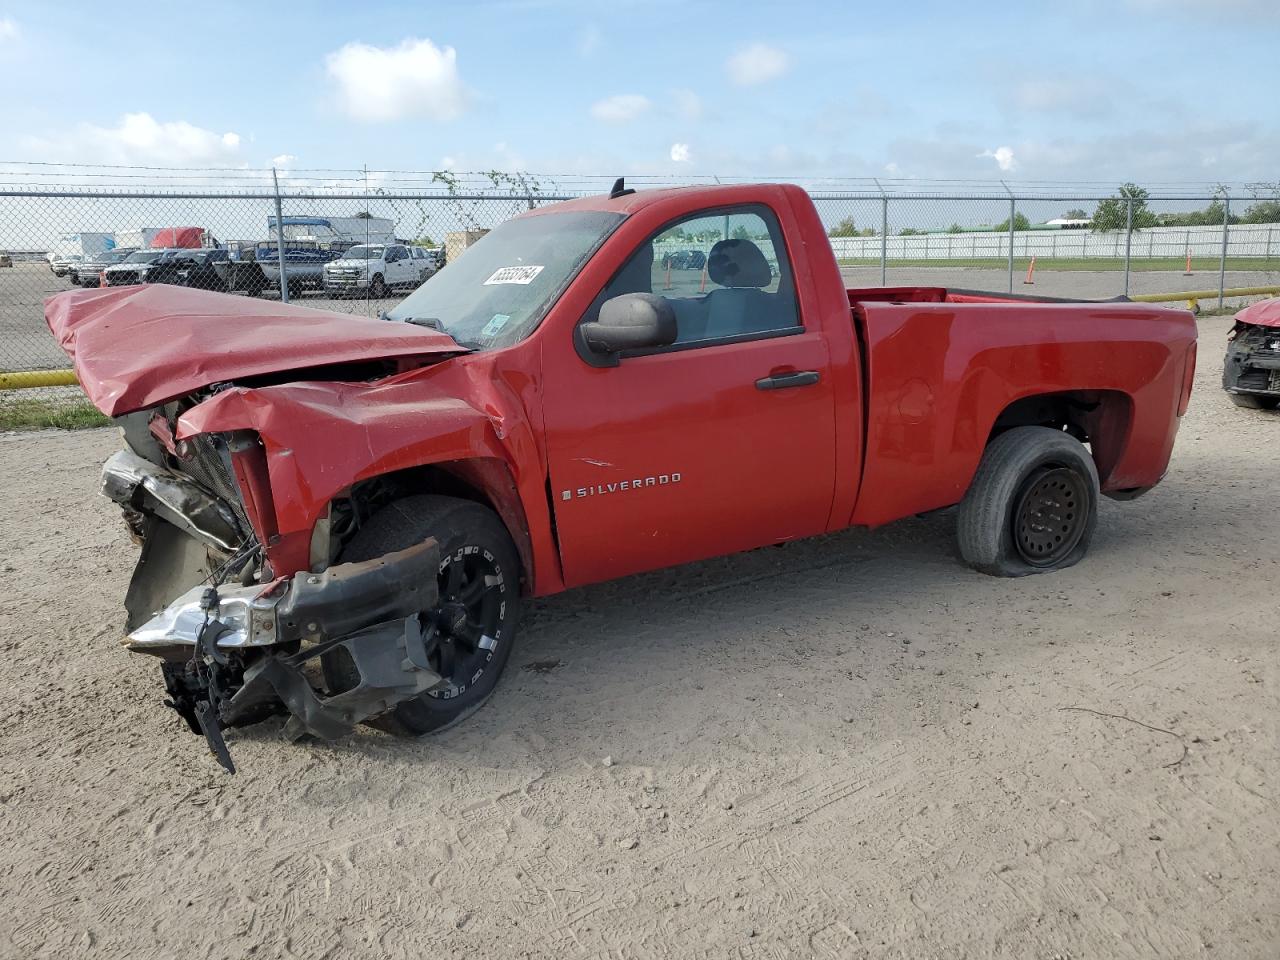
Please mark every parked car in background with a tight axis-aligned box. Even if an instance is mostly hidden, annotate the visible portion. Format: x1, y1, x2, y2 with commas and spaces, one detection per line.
226, 242, 350, 298
323, 243, 423, 297
48, 232, 115, 274
49, 253, 84, 277
0, 252, 12, 268
101, 248, 177, 286
660, 249, 706, 270
1223, 298, 1280, 410
69, 247, 138, 286
410, 245, 442, 281
148, 247, 230, 291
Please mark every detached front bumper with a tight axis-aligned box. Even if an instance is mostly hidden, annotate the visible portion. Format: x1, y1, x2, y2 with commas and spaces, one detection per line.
103, 446, 445, 769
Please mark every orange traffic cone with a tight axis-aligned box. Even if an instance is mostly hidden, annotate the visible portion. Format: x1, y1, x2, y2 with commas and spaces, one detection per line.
663, 261, 673, 290
1022, 256, 1036, 284
698, 265, 707, 293
1184, 248, 1193, 276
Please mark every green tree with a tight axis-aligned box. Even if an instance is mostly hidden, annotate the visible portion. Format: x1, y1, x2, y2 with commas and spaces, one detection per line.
411, 235, 436, 247
946, 223, 964, 234
1092, 183, 1158, 232
899, 227, 925, 236
993, 212, 1032, 232
1063, 208, 1088, 220
829, 215, 859, 238
1242, 199, 1280, 224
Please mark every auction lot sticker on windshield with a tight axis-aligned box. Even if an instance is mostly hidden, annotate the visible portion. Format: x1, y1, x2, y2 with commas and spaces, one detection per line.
484, 265, 544, 285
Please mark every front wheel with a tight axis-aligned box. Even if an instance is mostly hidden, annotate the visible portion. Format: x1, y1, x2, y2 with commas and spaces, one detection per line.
321, 495, 520, 736
956, 426, 1099, 577
369, 273, 388, 299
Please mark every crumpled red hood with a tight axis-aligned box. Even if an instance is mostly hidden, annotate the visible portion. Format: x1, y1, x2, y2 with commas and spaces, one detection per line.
45, 285, 462, 416
1237, 297, 1280, 329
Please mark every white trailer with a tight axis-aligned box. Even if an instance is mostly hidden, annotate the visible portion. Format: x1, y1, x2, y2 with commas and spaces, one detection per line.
114, 227, 164, 250
48, 232, 115, 260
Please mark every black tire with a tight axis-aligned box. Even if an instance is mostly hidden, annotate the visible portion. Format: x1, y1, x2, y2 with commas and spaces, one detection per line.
321, 495, 520, 736
369, 273, 388, 299
956, 426, 1099, 577
1228, 392, 1280, 410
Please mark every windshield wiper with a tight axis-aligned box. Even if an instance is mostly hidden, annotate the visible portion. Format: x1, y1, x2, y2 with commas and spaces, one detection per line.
397, 316, 477, 351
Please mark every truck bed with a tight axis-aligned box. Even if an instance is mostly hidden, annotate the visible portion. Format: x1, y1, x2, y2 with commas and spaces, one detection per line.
843, 286, 1197, 529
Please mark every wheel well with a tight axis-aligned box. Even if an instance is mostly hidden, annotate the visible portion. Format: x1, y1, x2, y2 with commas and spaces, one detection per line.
315, 459, 534, 592
988, 390, 1133, 486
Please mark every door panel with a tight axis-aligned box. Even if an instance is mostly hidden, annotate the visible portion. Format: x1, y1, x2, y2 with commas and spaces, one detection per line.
542, 330, 836, 587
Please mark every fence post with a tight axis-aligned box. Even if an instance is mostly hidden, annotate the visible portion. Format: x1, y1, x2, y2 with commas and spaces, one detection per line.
879, 194, 888, 287
1123, 196, 1133, 297
1218, 197, 1230, 309
272, 168, 289, 303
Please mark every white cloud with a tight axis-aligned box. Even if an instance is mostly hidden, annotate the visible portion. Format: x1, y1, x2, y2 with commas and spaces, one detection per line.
20, 112, 243, 165
671, 88, 702, 121
272, 153, 296, 167
726, 43, 789, 86
0, 17, 18, 42
978, 145, 1017, 171
670, 142, 691, 163
324, 37, 469, 123
590, 94, 651, 123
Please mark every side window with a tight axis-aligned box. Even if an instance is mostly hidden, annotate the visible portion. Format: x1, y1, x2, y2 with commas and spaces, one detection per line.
594, 204, 799, 346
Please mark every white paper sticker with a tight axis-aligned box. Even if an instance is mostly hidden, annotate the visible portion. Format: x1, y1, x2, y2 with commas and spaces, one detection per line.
481, 313, 512, 337
483, 265, 544, 285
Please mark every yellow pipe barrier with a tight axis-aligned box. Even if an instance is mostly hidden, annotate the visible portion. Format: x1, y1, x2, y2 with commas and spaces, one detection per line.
0, 369, 79, 390
1129, 285, 1280, 312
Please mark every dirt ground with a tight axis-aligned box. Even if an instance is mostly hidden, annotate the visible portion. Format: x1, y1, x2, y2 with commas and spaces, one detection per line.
0, 313, 1276, 959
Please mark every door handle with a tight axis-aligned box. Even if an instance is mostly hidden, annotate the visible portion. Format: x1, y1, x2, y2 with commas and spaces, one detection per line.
755, 370, 820, 391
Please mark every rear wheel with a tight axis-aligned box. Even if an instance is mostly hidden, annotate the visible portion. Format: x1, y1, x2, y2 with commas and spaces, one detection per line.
1228, 393, 1280, 410
957, 426, 1099, 577
321, 495, 520, 736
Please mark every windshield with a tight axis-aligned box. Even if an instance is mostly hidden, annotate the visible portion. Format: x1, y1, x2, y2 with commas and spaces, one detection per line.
100, 249, 132, 263
125, 251, 164, 263
386, 210, 623, 350
343, 245, 384, 260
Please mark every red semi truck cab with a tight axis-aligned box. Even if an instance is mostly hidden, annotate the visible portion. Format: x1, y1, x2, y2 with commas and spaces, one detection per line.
47, 182, 1198, 769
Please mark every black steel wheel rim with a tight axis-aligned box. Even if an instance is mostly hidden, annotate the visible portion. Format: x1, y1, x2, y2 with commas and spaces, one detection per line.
428, 548, 505, 697
1012, 465, 1088, 566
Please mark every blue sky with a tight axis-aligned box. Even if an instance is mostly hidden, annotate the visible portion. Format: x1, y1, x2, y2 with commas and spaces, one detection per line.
0, 0, 1276, 185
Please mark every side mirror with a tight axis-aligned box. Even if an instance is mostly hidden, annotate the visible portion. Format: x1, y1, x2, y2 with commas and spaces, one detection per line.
580, 293, 678, 356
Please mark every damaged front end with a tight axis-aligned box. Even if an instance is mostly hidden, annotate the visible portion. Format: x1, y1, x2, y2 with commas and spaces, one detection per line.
104, 413, 445, 773
1223, 321, 1280, 404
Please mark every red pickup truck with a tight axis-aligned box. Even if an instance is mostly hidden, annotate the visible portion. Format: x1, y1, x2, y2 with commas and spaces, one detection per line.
47, 182, 1197, 771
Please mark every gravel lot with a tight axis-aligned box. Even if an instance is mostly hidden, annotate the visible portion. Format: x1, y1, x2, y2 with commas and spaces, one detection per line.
0, 315, 1277, 959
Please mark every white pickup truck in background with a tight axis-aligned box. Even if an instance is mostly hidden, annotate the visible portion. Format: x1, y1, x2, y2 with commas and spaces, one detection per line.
322, 242, 435, 297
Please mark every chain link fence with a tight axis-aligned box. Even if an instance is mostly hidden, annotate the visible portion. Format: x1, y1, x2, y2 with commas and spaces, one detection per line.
3, 168, 1278, 411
